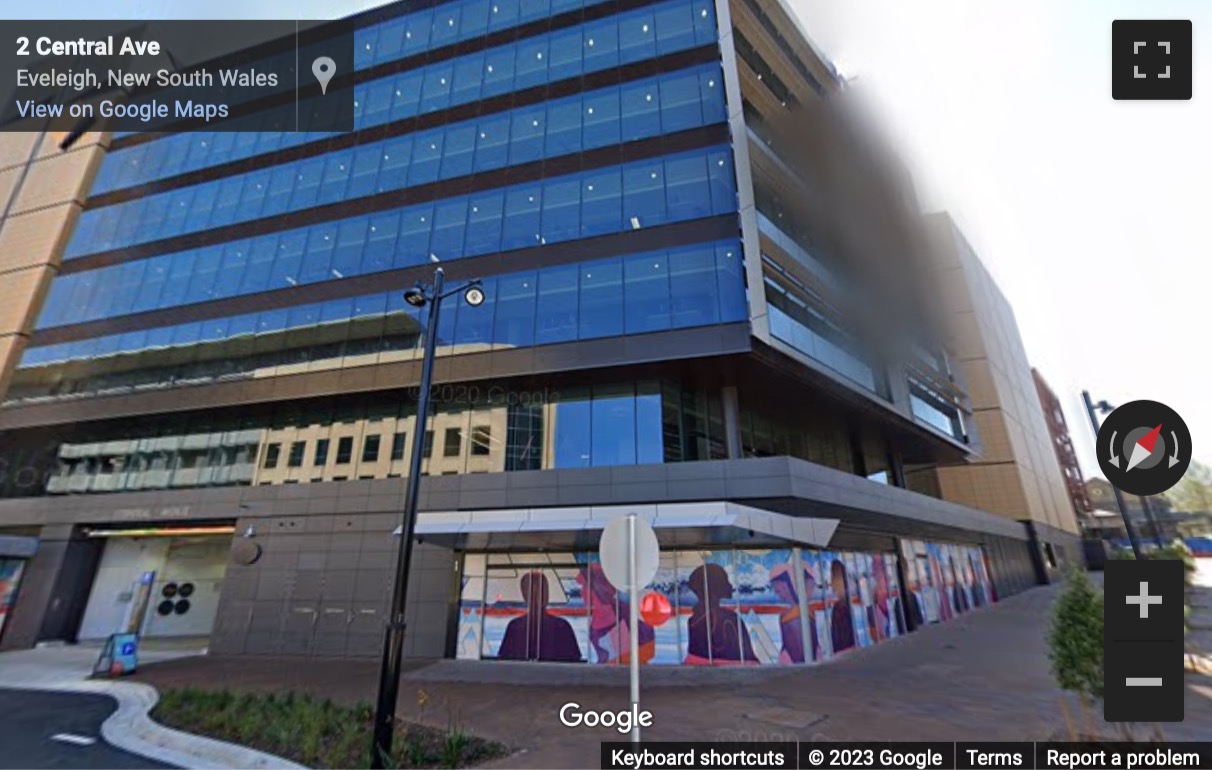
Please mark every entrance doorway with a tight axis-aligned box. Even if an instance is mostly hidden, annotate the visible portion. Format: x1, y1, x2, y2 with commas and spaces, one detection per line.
78, 527, 234, 642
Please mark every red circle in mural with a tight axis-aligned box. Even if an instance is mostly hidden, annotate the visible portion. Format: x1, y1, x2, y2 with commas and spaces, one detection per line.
639, 591, 672, 627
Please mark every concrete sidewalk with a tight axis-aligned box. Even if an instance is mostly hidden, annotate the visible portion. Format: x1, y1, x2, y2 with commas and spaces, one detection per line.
0, 643, 303, 769
132, 571, 1212, 770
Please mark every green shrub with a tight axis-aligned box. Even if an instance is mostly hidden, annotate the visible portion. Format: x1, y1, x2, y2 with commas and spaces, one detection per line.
1048, 568, 1104, 704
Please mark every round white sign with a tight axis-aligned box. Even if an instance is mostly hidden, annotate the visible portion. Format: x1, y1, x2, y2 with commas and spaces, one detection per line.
598, 515, 660, 591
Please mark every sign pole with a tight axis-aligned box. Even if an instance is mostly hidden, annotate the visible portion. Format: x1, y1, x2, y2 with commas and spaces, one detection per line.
628, 513, 640, 744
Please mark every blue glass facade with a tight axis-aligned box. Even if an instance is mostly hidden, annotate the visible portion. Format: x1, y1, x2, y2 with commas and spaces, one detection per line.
90, 0, 718, 195
42, 142, 735, 328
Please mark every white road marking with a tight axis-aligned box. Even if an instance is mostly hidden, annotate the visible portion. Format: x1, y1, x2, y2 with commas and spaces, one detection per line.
50, 733, 97, 746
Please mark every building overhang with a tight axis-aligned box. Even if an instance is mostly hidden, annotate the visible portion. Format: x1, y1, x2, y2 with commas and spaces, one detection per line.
413, 501, 839, 552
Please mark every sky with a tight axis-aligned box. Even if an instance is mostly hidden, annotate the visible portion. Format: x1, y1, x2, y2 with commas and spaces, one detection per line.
12, 0, 1210, 478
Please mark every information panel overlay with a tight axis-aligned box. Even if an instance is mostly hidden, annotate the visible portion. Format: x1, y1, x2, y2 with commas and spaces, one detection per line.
0, 20, 354, 133
599, 743, 1212, 770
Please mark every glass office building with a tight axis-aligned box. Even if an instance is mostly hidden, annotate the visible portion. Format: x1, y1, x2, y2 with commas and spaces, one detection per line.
0, 0, 1051, 660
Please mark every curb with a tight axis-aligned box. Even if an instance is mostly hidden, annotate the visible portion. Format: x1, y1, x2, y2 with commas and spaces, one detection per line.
6, 677, 305, 769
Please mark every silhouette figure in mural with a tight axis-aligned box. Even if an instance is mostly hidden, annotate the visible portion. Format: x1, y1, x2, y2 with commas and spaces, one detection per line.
684, 563, 758, 665
768, 563, 817, 663
828, 559, 855, 654
497, 571, 582, 662
968, 551, 988, 608
869, 554, 903, 641
577, 563, 655, 665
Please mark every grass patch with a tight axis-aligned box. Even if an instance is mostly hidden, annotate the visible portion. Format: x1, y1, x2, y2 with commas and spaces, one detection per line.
152, 687, 508, 769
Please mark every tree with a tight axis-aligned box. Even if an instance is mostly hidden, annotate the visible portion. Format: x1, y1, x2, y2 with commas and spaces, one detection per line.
1048, 569, 1104, 704
1166, 460, 1212, 514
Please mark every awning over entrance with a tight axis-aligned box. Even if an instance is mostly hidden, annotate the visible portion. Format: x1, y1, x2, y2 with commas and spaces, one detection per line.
414, 501, 840, 551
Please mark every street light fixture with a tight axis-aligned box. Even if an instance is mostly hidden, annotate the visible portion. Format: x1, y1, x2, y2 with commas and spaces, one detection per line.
371, 267, 483, 769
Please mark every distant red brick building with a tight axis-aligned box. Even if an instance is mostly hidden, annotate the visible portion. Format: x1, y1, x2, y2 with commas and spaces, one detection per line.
1032, 369, 1092, 528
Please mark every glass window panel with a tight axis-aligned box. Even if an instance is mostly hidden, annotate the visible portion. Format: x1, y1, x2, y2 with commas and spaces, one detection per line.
618, 9, 656, 64
488, 0, 520, 31
185, 246, 221, 303
316, 151, 353, 205
332, 219, 368, 278
288, 157, 324, 210
161, 189, 192, 235
581, 167, 622, 237
493, 271, 537, 348
346, 145, 383, 200
465, 190, 505, 256
582, 86, 620, 148
669, 243, 720, 327
515, 37, 549, 90
665, 152, 711, 221
541, 177, 580, 244
408, 131, 444, 185
578, 257, 623, 339
402, 9, 433, 54
460, 0, 491, 38
509, 106, 546, 166
553, 390, 591, 468
440, 124, 477, 178
451, 53, 486, 106
624, 251, 671, 333
298, 225, 337, 285
660, 71, 703, 133
621, 77, 661, 141
389, 72, 423, 121
700, 67, 726, 123
363, 212, 400, 274
396, 205, 434, 266
519, 0, 549, 23
378, 136, 412, 191
693, 1, 717, 44
591, 384, 636, 466
454, 276, 496, 347
474, 114, 511, 172
707, 148, 736, 214
481, 46, 516, 97
419, 63, 454, 113
655, 1, 695, 54
535, 264, 578, 344
213, 241, 249, 299
263, 165, 296, 216
548, 26, 583, 82
240, 234, 278, 294
430, 199, 469, 260
636, 382, 664, 464
623, 160, 666, 228
431, 7, 462, 47
716, 242, 747, 321
582, 17, 619, 71
501, 184, 542, 250
273, 230, 308, 288
373, 20, 404, 64
544, 98, 582, 157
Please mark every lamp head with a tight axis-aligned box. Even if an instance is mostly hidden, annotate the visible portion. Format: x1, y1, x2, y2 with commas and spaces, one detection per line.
404, 286, 428, 308
464, 285, 485, 307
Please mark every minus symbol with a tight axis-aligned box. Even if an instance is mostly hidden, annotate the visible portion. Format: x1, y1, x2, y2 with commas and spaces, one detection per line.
1125, 677, 1163, 687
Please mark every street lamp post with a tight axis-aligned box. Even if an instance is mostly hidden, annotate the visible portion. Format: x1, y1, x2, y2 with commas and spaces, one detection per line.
371, 267, 483, 769
1081, 390, 1143, 559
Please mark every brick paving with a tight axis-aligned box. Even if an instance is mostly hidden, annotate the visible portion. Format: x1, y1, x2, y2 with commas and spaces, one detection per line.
134, 570, 1212, 769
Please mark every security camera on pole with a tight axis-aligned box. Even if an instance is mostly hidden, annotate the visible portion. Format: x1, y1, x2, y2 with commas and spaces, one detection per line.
598, 513, 659, 744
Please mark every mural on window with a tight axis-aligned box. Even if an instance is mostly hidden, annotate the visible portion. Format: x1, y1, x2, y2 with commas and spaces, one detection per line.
898, 539, 995, 629
457, 545, 915, 665
0, 559, 26, 642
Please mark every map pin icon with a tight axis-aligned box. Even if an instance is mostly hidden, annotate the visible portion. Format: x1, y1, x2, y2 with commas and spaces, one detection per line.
312, 56, 336, 95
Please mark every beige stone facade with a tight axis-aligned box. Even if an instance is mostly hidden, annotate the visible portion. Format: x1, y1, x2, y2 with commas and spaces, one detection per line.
0, 132, 108, 400
925, 212, 1079, 535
